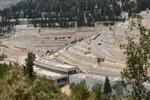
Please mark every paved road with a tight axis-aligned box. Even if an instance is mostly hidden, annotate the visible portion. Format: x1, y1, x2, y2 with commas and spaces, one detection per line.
91, 32, 122, 63
91, 33, 111, 58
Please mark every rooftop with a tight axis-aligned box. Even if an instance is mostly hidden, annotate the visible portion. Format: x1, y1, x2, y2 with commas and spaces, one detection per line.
33, 66, 66, 80
34, 59, 77, 72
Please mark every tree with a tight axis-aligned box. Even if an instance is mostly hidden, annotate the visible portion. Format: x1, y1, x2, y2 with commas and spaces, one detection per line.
71, 81, 89, 100
0, 53, 6, 61
97, 57, 105, 66
103, 76, 112, 94
121, 24, 150, 99
91, 83, 103, 100
25, 52, 35, 79
1, 0, 131, 28
0, 64, 9, 79
88, 91, 97, 100
0, 65, 59, 100
113, 81, 125, 98
136, 0, 150, 12
128, 9, 132, 18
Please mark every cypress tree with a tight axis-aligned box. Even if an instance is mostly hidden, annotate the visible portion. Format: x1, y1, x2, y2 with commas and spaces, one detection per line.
103, 76, 112, 94
25, 52, 35, 79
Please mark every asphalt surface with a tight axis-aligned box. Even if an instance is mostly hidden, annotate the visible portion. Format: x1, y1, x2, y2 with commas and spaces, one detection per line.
91, 32, 123, 63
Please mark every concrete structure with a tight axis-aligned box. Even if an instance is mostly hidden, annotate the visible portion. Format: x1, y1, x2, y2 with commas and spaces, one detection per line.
34, 61, 78, 76
34, 66, 68, 86
34, 56, 79, 86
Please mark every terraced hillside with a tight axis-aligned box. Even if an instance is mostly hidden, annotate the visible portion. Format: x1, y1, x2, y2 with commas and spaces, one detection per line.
49, 31, 127, 78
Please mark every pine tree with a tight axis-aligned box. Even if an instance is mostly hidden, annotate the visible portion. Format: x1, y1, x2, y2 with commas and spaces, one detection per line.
92, 83, 103, 100
71, 81, 89, 100
0, 65, 59, 100
103, 76, 112, 94
25, 52, 35, 79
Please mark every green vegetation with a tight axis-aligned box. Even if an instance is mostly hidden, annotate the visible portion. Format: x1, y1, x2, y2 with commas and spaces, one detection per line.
0, 52, 62, 100
0, 53, 7, 61
103, 76, 112, 94
25, 52, 35, 79
0, 64, 59, 100
102, 22, 115, 26
0, 66, 116, 100
121, 24, 150, 99
0, 0, 149, 34
71, 81, 89, 100
136, 0, 150, 12
70, 80, 115, 100
0, 12, 150, 99
0, 23, 150, 99
97, 57, 105, 66
0, 64, 9, 79
90, 83, 103, 100
0, 0, 125, 30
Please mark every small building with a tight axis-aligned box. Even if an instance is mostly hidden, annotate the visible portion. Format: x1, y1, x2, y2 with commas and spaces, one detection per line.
34, 66, 68, 86
34, 58, 79, 85
34, 61, 78, 76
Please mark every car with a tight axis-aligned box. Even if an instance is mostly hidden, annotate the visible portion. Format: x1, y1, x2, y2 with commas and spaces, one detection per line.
97, 43, 102, 45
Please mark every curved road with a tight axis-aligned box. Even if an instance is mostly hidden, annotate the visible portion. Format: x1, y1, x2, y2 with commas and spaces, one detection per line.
91, 33, 123, 63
